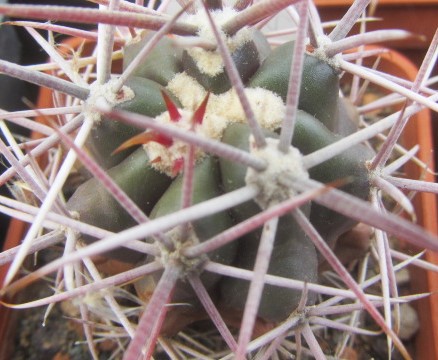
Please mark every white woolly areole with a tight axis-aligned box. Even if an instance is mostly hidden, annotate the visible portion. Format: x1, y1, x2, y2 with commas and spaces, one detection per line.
86, 79, 135, 123
311, 35, 342, 69
167, 72, 207, 110
185, 7, 252, 76
213, 87, 285, 131
245, 137, 309, 209
161, 225, 205, 274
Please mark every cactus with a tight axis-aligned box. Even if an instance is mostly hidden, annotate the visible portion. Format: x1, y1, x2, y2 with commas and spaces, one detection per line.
0, 1, 437, 359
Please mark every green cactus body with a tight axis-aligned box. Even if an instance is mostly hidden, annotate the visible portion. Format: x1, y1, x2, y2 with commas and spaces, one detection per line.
69, 9, 373, 326
67, 148, 172, 262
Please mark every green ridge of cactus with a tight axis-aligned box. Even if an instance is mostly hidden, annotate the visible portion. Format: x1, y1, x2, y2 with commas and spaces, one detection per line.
67, 147, 172, 262
218, 213, 318, 323
147, 156, 238, 303
123, 34, 184, 86
249, 41, 341, 131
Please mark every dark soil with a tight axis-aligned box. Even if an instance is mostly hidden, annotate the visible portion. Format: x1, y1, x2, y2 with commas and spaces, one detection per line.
11, 283, 91, 360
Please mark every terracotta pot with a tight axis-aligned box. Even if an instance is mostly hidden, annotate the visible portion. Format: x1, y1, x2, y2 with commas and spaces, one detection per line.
316, 0, 438, 68
0, 40, 436, 359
